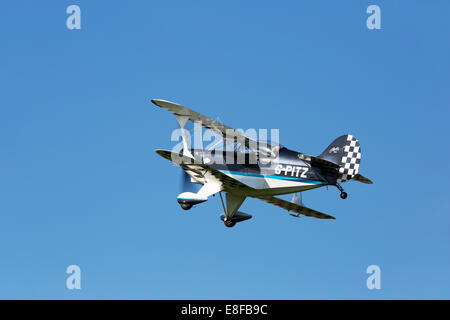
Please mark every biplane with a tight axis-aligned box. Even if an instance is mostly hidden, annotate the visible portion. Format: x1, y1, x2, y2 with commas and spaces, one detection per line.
153, 99, 373, 228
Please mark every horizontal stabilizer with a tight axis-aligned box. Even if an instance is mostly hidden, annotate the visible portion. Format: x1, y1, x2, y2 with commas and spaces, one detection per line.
298, 153, 341, 169
352, 173, 373, 184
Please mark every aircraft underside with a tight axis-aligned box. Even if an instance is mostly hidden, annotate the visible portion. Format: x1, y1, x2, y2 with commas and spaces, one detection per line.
178, 168, 329, 228
218, 171, 325, 197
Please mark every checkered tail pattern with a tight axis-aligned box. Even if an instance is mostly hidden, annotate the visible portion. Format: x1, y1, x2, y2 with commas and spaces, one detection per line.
336, 135, 361, 183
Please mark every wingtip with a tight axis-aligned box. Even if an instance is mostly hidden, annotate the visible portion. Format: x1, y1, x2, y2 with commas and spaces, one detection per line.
151, 98, 169, 105
151, 99, 181, 109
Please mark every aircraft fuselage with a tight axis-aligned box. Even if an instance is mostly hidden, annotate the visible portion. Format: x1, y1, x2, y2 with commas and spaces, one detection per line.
186, 147, 330, 196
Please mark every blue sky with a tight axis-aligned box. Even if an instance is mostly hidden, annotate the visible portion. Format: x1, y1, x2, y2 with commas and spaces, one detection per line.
0, 1, 449, 299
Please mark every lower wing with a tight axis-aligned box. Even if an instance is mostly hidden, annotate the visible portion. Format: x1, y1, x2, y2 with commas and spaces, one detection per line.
155, 149, 253, 193
156, 149, 335, 219
252, 195, 336, 220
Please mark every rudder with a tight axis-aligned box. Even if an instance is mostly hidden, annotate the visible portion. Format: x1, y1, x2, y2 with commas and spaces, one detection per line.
318, 135, 361, 183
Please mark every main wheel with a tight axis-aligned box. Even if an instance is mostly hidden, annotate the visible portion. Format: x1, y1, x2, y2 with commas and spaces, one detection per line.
224, 220, 236, 228
180, 203, 193, 210
340, 192, 348, 199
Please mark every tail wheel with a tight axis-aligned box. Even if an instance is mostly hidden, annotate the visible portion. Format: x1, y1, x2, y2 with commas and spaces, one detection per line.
336, 183, 347, 200
224, 220, 236, 228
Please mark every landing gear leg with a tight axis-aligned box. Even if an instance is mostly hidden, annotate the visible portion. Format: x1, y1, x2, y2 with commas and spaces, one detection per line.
219, 192, 246, 228
219, 192, 236, 227
336, 183, 348, 199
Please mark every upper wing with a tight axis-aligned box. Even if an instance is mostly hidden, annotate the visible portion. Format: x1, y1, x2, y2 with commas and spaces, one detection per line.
152, 99, 270, 153
252, 195, 336, 219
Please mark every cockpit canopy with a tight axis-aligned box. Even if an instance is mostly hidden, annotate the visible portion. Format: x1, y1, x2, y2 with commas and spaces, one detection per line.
237, 140, 284, 158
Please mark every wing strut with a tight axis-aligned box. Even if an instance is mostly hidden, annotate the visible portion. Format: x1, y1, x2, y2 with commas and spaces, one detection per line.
174, 115, 194, 158
219, 192, 226, 214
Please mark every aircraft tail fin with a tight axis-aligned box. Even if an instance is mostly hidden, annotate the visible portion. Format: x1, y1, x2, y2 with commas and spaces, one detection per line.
318, 135, 361, 183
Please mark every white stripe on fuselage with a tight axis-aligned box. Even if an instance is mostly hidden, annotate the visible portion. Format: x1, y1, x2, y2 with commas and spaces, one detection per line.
221, 171, 319, 190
